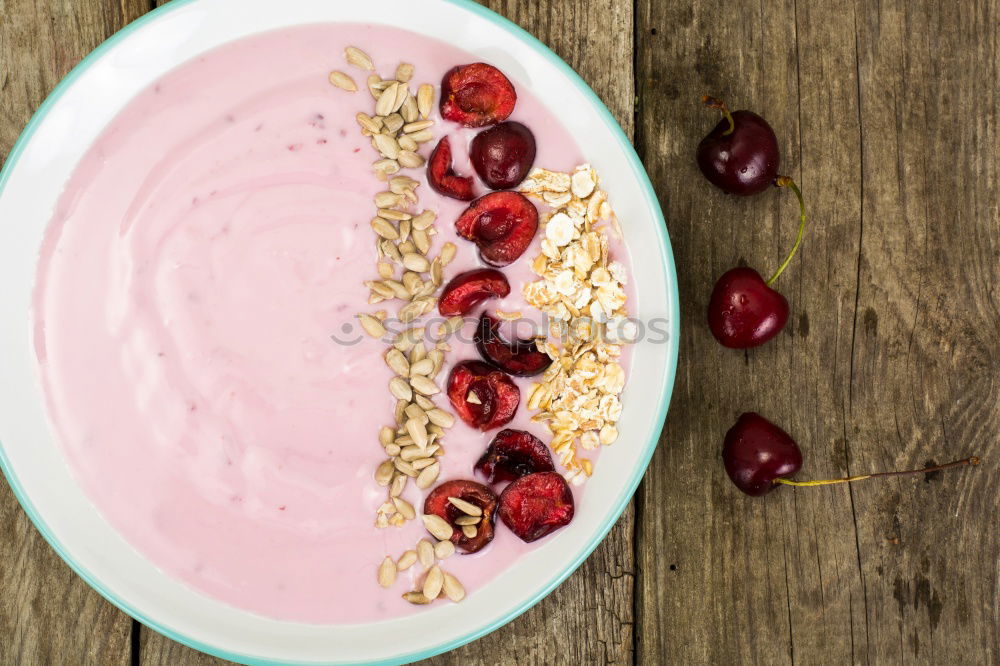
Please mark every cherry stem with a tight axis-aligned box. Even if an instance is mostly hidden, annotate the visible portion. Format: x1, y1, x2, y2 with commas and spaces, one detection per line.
774, 456, 980, 488
702, 95, 735, 135
765, 176, 806, 286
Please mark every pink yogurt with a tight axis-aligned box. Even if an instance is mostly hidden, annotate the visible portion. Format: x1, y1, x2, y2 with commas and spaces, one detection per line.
33, 23, 631, 623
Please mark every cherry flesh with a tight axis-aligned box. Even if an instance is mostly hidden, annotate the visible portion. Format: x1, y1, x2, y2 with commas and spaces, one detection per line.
708, 267, 789, 348
438, 269, 510, 317
427, 136, 475, 201
697, 97, 779, 196
424, 479, 498, 553
455, 191, 539, 267
469, 121, 536, 190
440, 63, 517, 128
446, 360, 520, 431
474, 312, 552, 376
475, 429, 555, 484
498, 472, 575, 543
723, 412, 802, 496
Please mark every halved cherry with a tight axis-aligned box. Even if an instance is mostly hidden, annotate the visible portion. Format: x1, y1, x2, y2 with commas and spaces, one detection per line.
455, 191, 538, 267
440, 63, 517, 128
424, 479, 498, 553
469, 121, 536, 190
498, 472, 575, 543
475, 429, 555, 484
475, 313, 551, 376
446, 360, 519, 431
438, 269, 510, 317
427, 136, 475, 201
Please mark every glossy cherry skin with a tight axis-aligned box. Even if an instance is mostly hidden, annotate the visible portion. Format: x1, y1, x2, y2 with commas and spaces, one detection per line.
697, 110, 779, 196
723, 412, 802, 496
707, 267, 788, 348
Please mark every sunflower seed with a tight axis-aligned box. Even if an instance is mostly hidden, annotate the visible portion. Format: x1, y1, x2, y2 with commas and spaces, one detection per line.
374, 191, 401, 208
394, 458, 418, 477
390, 473, 408, 498
466, 390, 482, 405
427, 424, 445, 438
378, 208, 411, 221
413, 394, 434, 411
371, 217, 399, 240
416, 461, 440, 489
377, 556, 397, 587
423, 565, 444, 600
427, 349, 445, 377
401, 94, 419, 123
383, 112, 404, 134
357, 313, 386, 338
380, 240, 402, 263
402, 271, 422, 296
404, 403, 428, 422
373, 133, 400, 160
405, 419, 428, 449
410, 375, 440, 396
417, 84, 434, 119
398, 218, 412, 243
394, 399, 409, 426
426, 408, 455, 428
379, 425, 395, 446
389, 175, 418, 195
374, 459, 395, 486
454, 515, 480, 526
398, 301, 424, 323
442, 572, 465, 602
406, 128, 434, 143
402, 591, 432, 605
461, 524, 478, 539
403, 120, 433, 134
375, 82, 399, 116
383, 279, 410, 299
393, 327, 423, 351
438, 316, 464, 337
328, 70, 358, 91
440, 242, 457, 265
411, 457, 436, 470
397, 550, 417, 571
397, 239, 417, 254
409, 358, 435, 377
356, 112, 381, 133
395, 62, 414, 83
377, 262, 395, 279
389, 377, 412, 401
397, 150, 425, 168
433, 540, 455, 560
398, 134, 418, 152
392, 83, 408, 113
374, 513, 389, 528
411, 228, 430, 255
384, 443, 401, 456
372, 158, 400, 177
402, 253, 430, 272
411, 210, 435, 231
392, 497, 416, 520
389, 512, 406, 527
345, 46, 374, 71
367, 74, 383, 98
417, 538, 435, 567
447, 496, 483, 517
422, 514, 453, 541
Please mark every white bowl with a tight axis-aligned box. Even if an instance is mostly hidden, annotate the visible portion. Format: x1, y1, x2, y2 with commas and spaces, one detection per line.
0, 0, 679, 663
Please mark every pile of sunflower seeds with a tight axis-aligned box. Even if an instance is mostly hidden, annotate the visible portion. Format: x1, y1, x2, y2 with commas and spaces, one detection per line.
377, 536, 466, 605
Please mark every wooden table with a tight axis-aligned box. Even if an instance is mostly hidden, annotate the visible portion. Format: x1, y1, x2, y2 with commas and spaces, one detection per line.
2, 0, 997, 663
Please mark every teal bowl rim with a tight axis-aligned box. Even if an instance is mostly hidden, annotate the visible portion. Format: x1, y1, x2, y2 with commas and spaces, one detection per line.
0, 0, 680, 663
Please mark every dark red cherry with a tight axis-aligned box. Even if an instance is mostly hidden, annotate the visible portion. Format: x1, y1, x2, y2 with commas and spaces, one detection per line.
423, 479, 498, 553
446, 360, 519, 431
427, 136, 475, 201
498, 472, 575, 542
474, 313, 551, 376
475, 429, 555, 484
440, 63, 517, 128
455, 191, 539, 267
722, 412, 802, 496
697, 97, 779, 196
707, 267, 789, 348
438, 269, 510, 317
469, 121, 536, 190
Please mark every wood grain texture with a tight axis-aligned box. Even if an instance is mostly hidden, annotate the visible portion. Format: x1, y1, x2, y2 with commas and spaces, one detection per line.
0, 1, 151, 664
634, 0, 998, 664
3, 0, 998, 664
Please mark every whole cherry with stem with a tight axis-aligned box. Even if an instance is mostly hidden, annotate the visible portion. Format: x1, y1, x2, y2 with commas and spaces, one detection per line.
723, 412, 980, 497
698, 96, 807, 349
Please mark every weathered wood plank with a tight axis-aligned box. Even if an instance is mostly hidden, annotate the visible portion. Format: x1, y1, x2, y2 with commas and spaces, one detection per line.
0, 1, 149, 662
136, 1, 636, 665
634, 0, 998, 664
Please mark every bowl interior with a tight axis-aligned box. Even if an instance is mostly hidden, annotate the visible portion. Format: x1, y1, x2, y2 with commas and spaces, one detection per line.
0, 0, 679, 663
